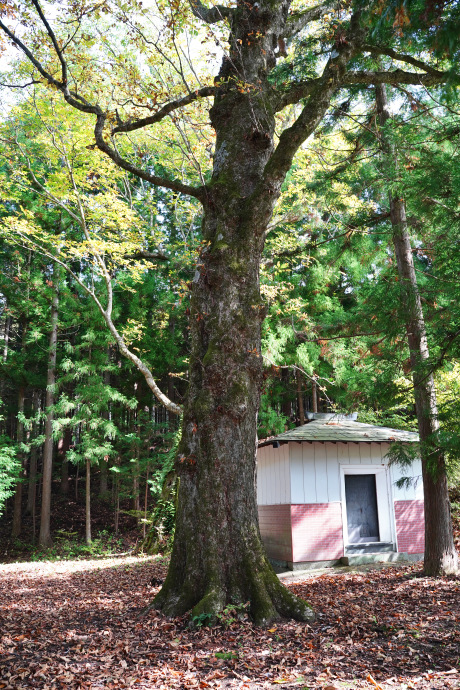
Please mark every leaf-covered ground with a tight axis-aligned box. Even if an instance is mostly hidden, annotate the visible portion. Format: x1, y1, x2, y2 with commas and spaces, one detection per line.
0, 557, 459, 689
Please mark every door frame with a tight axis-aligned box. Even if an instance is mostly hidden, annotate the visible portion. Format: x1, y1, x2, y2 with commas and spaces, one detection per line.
340, 464, 396, 548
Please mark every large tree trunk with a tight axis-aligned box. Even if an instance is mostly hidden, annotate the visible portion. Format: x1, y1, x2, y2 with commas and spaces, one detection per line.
39, 264, 60, 548
376, 84, 458, 576
132, 421, 140, 520
154, 2, 316, 625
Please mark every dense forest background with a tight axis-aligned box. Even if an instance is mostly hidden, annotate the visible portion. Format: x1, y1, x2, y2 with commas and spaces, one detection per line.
1, 2, 460, 560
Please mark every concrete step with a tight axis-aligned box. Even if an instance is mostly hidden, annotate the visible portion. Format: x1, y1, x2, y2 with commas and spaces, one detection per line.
341, 552, 423, 566
345, 542, 395, 555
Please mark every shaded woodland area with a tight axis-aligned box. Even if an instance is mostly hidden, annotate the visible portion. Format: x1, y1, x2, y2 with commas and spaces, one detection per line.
0, 0, 460, 685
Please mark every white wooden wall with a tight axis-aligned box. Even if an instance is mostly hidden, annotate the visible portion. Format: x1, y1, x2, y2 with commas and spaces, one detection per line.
256, 441, 422, 505
389, 450, 424, 501
289, 442, 387, 504
256, 443, 290, 505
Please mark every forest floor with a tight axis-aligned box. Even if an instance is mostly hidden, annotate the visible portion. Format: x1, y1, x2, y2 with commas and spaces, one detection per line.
0, 556, 459, 690
0, 490, 142, 563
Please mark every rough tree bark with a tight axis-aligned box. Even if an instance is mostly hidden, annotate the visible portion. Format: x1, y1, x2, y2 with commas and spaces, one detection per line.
153, 1, 363, 625
375, 84, 458, 576
39, 263, 60, 548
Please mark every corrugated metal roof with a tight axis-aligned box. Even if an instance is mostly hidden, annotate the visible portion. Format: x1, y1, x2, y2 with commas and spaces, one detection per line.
259, 416, 419, 446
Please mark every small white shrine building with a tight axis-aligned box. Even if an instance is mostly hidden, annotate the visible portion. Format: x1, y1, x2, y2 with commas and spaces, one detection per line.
257, 413, 424, 569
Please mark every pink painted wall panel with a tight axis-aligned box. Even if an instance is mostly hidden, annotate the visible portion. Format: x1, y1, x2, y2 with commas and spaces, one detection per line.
291, 503, 344, 563
394, 500, 425, 554
258, 505, 292, 562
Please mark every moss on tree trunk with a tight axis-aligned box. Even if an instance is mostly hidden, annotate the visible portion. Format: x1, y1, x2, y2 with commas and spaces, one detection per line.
153, 1, 317, 623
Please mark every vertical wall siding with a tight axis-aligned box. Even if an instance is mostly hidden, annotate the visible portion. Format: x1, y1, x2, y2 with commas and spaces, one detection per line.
390, 455, 424, 501
326, 443, 341, 502
288, 441, 390, 505
259, 441, 423, 508
256, 444, 290, 505
258, 505, 292, 562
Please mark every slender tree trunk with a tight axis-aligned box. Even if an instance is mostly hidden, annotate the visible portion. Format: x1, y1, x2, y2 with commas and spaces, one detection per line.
143, 466, 149, 540
26, 390, 39, 514
39, 264, 60, 548
11, 386, 25, 538
376, 84, 458, 576
85, 457, 91, 545
132, 442, 140, 521
281, 368, 291, 420
312, 376, 318, 414
60, 456, 69, 496
114, 477, 119, 536
0, 315, 11, 413
296, 370, 305, 426
2, 315, 11, 362
99, 457, 108, 498
75, 463, 79, 502
114, 457, 120, 536
99, 362, 110, 498
58, 427, 72, 496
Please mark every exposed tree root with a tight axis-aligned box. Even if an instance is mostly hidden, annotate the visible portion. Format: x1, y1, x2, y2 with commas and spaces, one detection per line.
152, 554, 315, 627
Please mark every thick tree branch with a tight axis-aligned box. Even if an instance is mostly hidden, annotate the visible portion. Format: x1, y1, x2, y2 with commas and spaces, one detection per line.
127, 250, 169, 261
95, 115, 206, 200
343, 69, 450, 87
7, 230, 182, 416
31, 0, 68, 86
112, 86, 216, 135
276, 78, 321, 111
262, 211, 391, 265
0, 79, 41, 89
277, 67, 450, 111
0, 16, 101, 114
188, 0, 234, 24
285, 1, 336, 38
0, 18, 62, 92
265, 12, 364, 190
362, 44, 445, 77
0, 12, 206, 201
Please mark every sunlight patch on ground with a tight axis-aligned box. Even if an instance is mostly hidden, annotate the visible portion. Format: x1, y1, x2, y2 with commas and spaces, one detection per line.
0, 554, 158, 577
